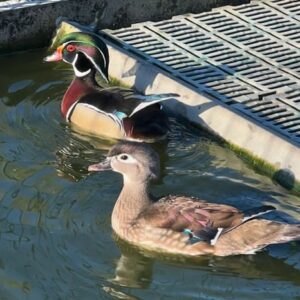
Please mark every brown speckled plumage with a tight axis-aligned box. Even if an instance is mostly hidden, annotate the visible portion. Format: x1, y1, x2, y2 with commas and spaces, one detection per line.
89, 142, 300, 257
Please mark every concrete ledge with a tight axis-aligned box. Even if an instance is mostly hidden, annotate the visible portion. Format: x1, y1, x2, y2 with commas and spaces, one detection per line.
0, 0, 249, 54
105, 41, 300, 192
46, 20, 300, 192
2, 1, 299, 192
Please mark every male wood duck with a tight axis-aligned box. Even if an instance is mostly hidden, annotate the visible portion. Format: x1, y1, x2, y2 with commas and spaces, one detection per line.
44, 32, 177, 141
88, 141, 300, 257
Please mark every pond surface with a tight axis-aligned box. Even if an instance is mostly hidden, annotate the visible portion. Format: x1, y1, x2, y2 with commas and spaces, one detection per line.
0, 49, 300, 300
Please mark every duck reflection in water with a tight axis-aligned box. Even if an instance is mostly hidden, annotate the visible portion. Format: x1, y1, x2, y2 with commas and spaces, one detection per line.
54, 127, 168, 182
54, 129, 116, 181
103, 237, 300, 299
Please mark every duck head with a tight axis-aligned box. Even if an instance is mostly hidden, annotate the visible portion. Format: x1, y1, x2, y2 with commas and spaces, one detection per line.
89, 142, 160, 183
44, 32, 109, 83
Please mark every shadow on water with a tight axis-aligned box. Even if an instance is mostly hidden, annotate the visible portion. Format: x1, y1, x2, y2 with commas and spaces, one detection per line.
0, 49, 300, 300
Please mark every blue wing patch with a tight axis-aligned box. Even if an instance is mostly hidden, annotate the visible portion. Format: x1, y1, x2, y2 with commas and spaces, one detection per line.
115, 111, 127, 120
183, 228, 223, 245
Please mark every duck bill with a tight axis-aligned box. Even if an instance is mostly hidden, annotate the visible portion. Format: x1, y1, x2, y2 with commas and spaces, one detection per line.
88, 158, 111, 172
44, 46, 63, 62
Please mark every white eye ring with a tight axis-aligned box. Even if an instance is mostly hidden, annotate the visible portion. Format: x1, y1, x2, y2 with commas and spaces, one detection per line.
117, 154, 136, 163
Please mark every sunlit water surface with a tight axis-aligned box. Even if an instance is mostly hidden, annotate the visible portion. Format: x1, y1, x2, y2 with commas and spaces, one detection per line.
0, 49, 300, 300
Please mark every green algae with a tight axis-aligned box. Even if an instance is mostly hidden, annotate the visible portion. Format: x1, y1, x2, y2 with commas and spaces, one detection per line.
225, 141, 300, 196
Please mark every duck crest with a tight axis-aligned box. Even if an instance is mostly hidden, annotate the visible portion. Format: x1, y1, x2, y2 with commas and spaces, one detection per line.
45, 32, 174, 141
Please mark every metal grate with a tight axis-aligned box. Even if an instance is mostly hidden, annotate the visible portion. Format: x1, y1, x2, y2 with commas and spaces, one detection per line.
103, 0, 300, 144
262, 0, 300, 22
228, 1, 300, 46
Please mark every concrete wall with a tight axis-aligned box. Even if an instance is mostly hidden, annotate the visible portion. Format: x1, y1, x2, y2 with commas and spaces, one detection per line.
47, 20, 300, 191
106, 42, 300, 191
0, 0, 249, 54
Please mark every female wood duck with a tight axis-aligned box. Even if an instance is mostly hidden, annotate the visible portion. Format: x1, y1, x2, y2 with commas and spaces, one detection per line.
44, 32, 177, 141
88, 141, 300, 257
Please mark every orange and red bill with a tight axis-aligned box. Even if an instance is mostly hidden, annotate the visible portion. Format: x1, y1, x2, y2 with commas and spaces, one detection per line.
44, 45, 64, 62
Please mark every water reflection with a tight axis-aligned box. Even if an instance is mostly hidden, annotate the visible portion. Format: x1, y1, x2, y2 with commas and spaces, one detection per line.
102, 234, 300, 300
54, 118, 170, 182
54, 130, 114, 181
0, 49, 300, 300
110, 236, 154, 289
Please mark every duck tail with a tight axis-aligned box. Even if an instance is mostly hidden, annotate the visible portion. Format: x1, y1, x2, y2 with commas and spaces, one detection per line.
214, 220, 300, 256
274, 223, 300, 244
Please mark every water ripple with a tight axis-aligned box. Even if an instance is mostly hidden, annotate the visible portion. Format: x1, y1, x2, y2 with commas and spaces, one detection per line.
0, 49, 299, 300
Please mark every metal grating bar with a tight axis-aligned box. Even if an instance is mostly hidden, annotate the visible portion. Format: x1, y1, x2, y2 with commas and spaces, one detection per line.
104, 0, 300, 144
261, 0, 300, 23
149, 17, 300, 111
109, 24, 259, 104
187, 10, 300, 79
149, 18, 298, 92
225, 2, 300, 48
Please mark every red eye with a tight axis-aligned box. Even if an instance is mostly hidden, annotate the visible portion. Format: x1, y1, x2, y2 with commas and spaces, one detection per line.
66, 44, 76, 52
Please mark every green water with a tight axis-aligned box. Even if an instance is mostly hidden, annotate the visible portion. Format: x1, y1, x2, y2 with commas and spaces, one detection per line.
0, 49, 300, 300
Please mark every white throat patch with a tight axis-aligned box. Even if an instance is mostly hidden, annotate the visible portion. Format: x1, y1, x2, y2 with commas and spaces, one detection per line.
72, 53, 91, 77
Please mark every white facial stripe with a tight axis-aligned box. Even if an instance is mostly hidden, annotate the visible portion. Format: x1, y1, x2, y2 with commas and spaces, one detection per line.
62, 40, 108, 81
94, 45, 107, 68
117, 153, 137, 164
75, 68, 91, 77
72, 53, 91, 77
64, 40, 107, 67
83, 53, 108, 83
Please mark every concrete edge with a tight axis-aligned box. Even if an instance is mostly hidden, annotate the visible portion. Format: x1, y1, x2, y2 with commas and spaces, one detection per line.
0, 0, 249, 54
47, 19, 300, 193
102, 38, 300, 193
0, 0, 63, 11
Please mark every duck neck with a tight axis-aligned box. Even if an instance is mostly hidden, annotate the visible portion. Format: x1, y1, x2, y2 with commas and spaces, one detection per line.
61, 70, 99, 119
112, 179, 152, 234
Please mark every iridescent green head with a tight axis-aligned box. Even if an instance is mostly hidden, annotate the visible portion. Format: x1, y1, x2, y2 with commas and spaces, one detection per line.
44, 32, 109, 82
